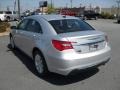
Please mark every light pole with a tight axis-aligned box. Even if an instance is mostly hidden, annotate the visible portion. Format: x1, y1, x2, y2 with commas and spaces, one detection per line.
17, 0, 20, 20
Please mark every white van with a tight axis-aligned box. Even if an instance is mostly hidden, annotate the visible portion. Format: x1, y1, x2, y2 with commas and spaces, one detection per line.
0, 11, 18, 21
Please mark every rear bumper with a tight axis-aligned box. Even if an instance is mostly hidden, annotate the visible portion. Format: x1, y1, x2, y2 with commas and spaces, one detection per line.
47, 46, 111, 75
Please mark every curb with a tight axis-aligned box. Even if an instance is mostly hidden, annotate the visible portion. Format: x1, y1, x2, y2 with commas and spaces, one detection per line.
0, 32, 9, 37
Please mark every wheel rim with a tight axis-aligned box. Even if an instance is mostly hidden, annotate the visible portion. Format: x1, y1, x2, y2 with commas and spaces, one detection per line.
10, 37, 14, 48
35, 54, 44, 74
7, 17, 10, 21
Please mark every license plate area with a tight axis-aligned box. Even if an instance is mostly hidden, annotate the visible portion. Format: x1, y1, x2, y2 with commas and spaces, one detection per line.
89, 43, 99, 52
73, 40, 106, 53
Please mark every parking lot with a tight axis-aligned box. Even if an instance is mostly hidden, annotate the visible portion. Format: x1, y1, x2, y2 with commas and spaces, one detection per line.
0, 19, 120, 90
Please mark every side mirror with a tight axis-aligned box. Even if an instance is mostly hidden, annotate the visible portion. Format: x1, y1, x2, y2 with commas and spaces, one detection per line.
11, 26, 17, 29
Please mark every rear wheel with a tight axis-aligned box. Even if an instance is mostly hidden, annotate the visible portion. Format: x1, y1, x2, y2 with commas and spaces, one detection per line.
118, 20, 120, 23
33, 50, 48, 76
14, 19, 17, 21
95, 16, 98, 20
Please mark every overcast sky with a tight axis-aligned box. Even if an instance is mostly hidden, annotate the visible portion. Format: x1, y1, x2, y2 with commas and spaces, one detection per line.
0, 0, 117, 12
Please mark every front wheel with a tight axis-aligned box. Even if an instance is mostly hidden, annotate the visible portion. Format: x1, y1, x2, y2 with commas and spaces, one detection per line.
34, 51, 48, 76
10, 36, 15, 49
6, 16, 10, 21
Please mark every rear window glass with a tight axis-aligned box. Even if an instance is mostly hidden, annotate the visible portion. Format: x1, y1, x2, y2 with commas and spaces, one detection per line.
49, 19, 94, 34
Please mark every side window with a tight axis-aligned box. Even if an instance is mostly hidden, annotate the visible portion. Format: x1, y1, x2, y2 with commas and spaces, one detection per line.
0, 11, 3, 14
5, 11, 12, 14
13, 11, 16, 14
17, 19, 28, 30
26, 20, 42, 33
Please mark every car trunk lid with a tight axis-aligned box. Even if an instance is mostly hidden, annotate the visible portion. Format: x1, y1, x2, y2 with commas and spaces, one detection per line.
58, 31, 106, 53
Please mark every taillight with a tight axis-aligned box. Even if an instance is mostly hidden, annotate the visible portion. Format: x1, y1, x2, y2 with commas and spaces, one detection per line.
105, 35, 108, 42
52, 40, 73, 51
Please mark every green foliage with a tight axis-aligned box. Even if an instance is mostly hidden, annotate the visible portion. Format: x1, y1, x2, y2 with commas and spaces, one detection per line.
47, 4, 56, 14
101, 12, 115, 19
0, 22, 10, 33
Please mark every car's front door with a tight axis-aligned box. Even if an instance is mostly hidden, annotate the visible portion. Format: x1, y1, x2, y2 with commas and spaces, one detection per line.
14, 19, 29, 50
20, 19, 43, 56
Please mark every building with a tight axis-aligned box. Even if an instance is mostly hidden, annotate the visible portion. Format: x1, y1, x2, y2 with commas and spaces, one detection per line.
57, 7, 85, 16
101, 7, 119, 15
36, 7, 48, 13
94, 6, 101, 13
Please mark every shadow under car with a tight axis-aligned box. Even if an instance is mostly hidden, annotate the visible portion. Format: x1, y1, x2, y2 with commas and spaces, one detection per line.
7, 44, 99, 85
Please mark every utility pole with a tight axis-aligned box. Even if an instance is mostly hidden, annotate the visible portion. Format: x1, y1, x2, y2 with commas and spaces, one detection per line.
89, 4, 92, 11
14, 0, 16, 11
17, 0, 20, 20
66, 3, 68, 8
51, 0, 52, 8
116, 0, 120, 17
70, 0, 72, 8
0, 4, 1, 10
52, 0, 54, 8
80, 3, 82, 8
7, 6, 10, 11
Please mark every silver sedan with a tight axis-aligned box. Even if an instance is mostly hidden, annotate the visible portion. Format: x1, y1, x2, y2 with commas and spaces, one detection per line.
10, 15, 111, 76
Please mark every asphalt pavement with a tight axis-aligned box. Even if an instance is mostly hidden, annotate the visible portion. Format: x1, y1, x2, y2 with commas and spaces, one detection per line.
0, 19, 120, 90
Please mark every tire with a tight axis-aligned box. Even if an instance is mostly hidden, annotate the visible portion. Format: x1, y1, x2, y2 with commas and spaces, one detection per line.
95, 16, 98, 20
14, 18, 17, 21
118, 20, 120, 24
6, 16, 10, 22
33, 50, 48, 76
84, 16, 87, 20
10, 36, 15, 49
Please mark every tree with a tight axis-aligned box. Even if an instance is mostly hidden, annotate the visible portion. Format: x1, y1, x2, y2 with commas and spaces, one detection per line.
47, 4, 56, 14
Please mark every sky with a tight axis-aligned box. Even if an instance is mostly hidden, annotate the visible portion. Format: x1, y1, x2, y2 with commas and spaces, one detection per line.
0, 0, 117, 12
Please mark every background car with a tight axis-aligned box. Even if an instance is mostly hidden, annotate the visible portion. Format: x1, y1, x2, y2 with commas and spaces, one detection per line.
83, 10, 100, 20
0, 11, 18, 21
10, 15, 111, 76
117, 16, 120, 23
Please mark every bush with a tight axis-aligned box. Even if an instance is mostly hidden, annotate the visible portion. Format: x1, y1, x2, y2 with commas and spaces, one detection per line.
101, 12, 115, 19
0, 22, 10, 33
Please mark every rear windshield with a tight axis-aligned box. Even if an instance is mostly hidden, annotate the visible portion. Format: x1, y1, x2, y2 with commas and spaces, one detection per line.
49, 19, 94, 34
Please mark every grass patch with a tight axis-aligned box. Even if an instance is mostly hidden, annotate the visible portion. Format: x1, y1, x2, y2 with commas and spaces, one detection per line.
0, 22, 10, 33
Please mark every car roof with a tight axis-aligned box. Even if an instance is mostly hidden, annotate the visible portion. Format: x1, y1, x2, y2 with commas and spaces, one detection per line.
27, 14, 79, 21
